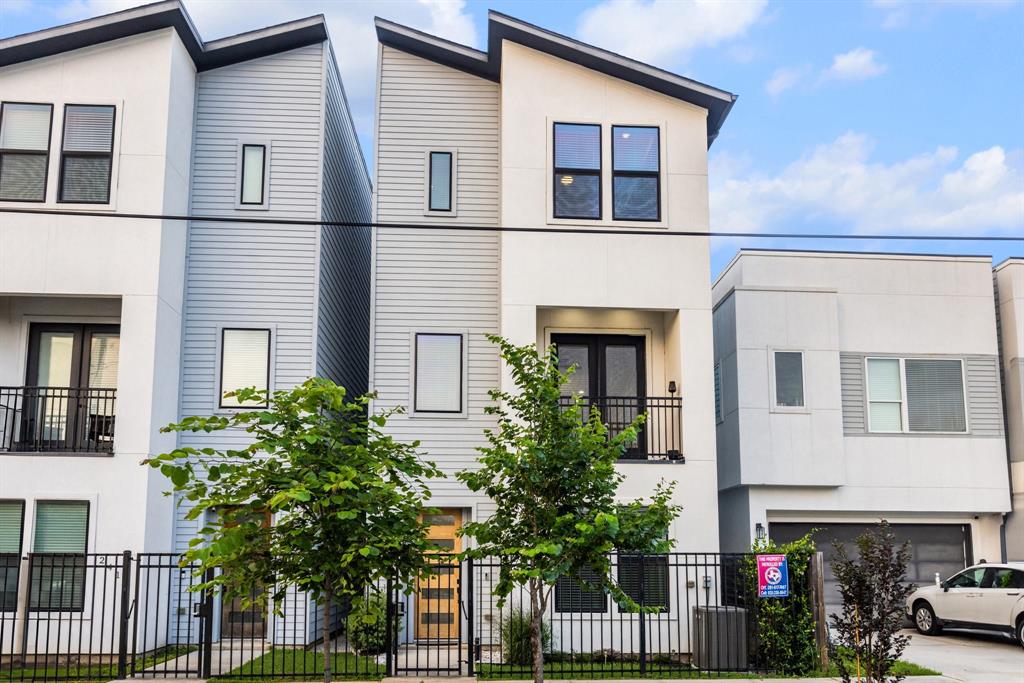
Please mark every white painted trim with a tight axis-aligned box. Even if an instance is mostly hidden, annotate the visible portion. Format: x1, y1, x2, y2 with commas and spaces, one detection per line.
865, 356, 969, 435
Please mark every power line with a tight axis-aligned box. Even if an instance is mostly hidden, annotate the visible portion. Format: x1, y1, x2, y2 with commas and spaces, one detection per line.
0, 206, 1021, 242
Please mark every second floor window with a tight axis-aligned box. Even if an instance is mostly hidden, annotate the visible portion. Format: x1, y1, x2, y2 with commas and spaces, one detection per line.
414, 333, 463, 413
612, 126, 660, 221
59, 104, 115, 204
428, 151, 453, 211
240, 144, 266, 205
774, 351, 805, 408
0, 102, 53, 202
553, 122, 601, 219
866, 357, 966, 433
220, 328, 271, 408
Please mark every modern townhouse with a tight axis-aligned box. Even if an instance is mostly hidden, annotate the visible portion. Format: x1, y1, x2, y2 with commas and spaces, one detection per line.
0, 0, 370, 657
995, 257, 1024, 561
712, 249, 1012, 613
371, 11, 732, 657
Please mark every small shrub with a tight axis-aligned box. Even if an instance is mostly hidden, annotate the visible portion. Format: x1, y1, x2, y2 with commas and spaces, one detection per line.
500, 609, 551, 666
347, 593, 390, 655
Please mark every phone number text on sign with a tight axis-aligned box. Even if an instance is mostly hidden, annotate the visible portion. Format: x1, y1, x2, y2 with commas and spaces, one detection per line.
756, 553, 789, 598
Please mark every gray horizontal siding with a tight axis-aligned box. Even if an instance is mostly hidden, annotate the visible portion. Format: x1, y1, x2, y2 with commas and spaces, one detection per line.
372, 46, 500, 503
840, 354, 866, 434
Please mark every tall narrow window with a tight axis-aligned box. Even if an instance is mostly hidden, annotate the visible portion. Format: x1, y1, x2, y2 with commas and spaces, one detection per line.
553, 123, 601, 219
0, 103, 53, 202
867, 358, 903, 432
58, 105, 115, 204
0, 500, 25, 611
31, 501, 88, 611
905, 359, 966, 432
220, 328, 271, 408
774, 351, 804, 408
240, 144, 266, 205
414, 333, 463, 413
714, 361, 724, 424
428, 151, 452, 212
612, 126, 659, 221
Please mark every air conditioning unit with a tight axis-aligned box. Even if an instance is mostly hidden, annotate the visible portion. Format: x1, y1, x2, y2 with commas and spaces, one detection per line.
692, 606, 748, 671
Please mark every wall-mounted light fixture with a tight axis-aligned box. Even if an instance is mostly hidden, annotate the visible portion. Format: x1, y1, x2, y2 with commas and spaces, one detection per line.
755, 522, 766, 541
668, 380, 677, 395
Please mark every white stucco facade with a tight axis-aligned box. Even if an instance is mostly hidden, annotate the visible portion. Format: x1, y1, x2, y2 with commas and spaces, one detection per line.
713, 250, 1012, 566
995, 258, 1024, 561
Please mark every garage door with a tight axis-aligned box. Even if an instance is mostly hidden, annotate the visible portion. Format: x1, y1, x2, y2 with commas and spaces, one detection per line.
769, 522, 972, 617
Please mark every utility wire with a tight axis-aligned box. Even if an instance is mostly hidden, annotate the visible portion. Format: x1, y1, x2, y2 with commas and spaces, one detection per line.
0, 206, 1021, 242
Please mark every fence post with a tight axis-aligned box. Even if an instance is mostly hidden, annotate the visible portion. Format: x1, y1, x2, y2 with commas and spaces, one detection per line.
808, 551, 829, 671
200, 568, 214, 679
384, 577, 394, 678
638, 554, 647, 676
465, 558, 474, 677
116, 550, 133, 679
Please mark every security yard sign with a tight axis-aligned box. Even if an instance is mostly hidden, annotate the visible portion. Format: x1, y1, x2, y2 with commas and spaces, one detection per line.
756, 553, 789, 598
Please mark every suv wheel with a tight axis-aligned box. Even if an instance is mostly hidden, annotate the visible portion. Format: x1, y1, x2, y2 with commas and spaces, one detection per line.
1017, 617, 1024, 649
914, 602, 941, 636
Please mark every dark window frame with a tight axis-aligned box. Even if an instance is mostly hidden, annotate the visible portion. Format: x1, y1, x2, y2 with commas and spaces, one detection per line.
611, 125, 661, 222
427, 151, 453, 212
553, 122, 602, 220
413, 332, 464, 414
0, 101, 54, 203
219, 328, 272, 409
1, 499, 26, 612
29, 499, 90, 613
239, 143, 267, 206
57, 104, 116, 205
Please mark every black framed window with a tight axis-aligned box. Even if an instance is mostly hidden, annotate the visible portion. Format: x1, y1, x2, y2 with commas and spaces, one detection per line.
612, 126, 660, 221
240, 144, 266, 205
414, 333, 463, 413
0, 102, 53, 202
220, 328, 271, 408
30, 500, 88, 612
773, 351, 804, 408
555, 565, 607, 613
428, 151, 452, 211
58, 105, 115, 204
553, 122, 601, 219
0, 500, 25, 612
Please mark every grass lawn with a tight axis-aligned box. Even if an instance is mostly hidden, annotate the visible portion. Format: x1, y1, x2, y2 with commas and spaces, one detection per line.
216, 648, 384, 682
1, 644, 196, 682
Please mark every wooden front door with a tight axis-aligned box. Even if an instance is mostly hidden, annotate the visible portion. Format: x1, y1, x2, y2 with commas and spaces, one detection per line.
415, 509, 462, 641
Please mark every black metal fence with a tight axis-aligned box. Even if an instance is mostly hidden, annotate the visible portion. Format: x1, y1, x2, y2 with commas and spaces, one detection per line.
0, 387, 116, 453
2, 551, 806, 680
559, 396, 683, 461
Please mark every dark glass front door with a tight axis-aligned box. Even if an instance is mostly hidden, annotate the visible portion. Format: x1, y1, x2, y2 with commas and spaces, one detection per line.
552, 334, 646, 458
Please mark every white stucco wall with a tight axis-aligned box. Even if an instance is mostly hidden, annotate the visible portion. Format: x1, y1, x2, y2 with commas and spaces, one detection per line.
0, 28, 195, 553
498, 42, 719, 551
996, 259, 1024, 560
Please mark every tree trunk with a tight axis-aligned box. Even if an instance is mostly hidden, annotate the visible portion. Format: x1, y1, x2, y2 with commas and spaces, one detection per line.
322, 587, 332, 683
529, 580, 544, 683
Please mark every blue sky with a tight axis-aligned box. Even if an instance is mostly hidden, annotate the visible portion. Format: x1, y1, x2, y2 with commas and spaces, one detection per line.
2, 0, 1021, 274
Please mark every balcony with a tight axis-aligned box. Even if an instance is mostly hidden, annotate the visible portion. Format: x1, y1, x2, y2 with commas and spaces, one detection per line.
560, 395, 683, 461
0, 387, 116, 454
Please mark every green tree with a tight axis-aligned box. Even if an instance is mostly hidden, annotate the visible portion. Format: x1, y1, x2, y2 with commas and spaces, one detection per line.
146, 378, 442, 683
457, 336, 680, 683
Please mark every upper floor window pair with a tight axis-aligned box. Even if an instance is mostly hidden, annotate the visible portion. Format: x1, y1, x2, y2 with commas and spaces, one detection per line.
553, 122, 660, 221
0, 102, 115, 204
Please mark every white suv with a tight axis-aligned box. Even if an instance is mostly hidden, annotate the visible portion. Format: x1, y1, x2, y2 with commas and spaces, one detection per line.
907, 562, 1024, 647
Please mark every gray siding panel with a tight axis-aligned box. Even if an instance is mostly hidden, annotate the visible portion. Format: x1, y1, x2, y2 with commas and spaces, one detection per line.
840, 354, 866, 434
373, 46, 500, 503
316, 52, 373, 394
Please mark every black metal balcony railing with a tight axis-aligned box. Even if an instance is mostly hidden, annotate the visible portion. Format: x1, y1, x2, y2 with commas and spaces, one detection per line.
560, 395, 683, 461
0, 386, 116, 454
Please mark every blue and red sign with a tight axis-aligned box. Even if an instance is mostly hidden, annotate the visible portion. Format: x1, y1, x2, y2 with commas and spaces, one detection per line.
756, 554, 789, 598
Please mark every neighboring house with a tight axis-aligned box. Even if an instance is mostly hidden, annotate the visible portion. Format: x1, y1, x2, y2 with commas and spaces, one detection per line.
713, 249, 1012, 614
371, 11, 733, 647
0, 0, 370, 651
995, 258, 1024, 561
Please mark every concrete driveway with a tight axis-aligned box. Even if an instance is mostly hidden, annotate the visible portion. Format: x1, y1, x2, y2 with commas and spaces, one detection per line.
902, 628, 1023, 682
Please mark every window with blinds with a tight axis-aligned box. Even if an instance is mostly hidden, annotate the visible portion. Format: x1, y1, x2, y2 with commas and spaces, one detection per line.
0, 103, 53, 202
31, 500, 88, 611
0, 500, 25, 612
414, 333, 463, 413
428, 151, 452, 212
612, 126, 660, 221
555, 565, 607, 613
774, 351, 805, 408
867, 357, 967, 433
553, 123, 601, 219
220, 329, 271, 408
617, 554, 670, 612
58, 105, 115, 204
240, 144, 266, 205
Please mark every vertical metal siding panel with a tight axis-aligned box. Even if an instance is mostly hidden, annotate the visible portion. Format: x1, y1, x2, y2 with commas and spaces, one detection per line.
840, 353, 866, 434
174, 44, 326, 561
373, 47, 500, 505
966, 356, 1005, 436
316, 54, 373, 395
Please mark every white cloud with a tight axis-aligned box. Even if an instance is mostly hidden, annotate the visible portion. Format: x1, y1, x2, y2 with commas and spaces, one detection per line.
765, 65, 809, 98
32, 0, 480, 168
820, 47, 888, 82
710, 133, 1024, 234
872, 0, 1017, 30
576, 0, 767, 65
